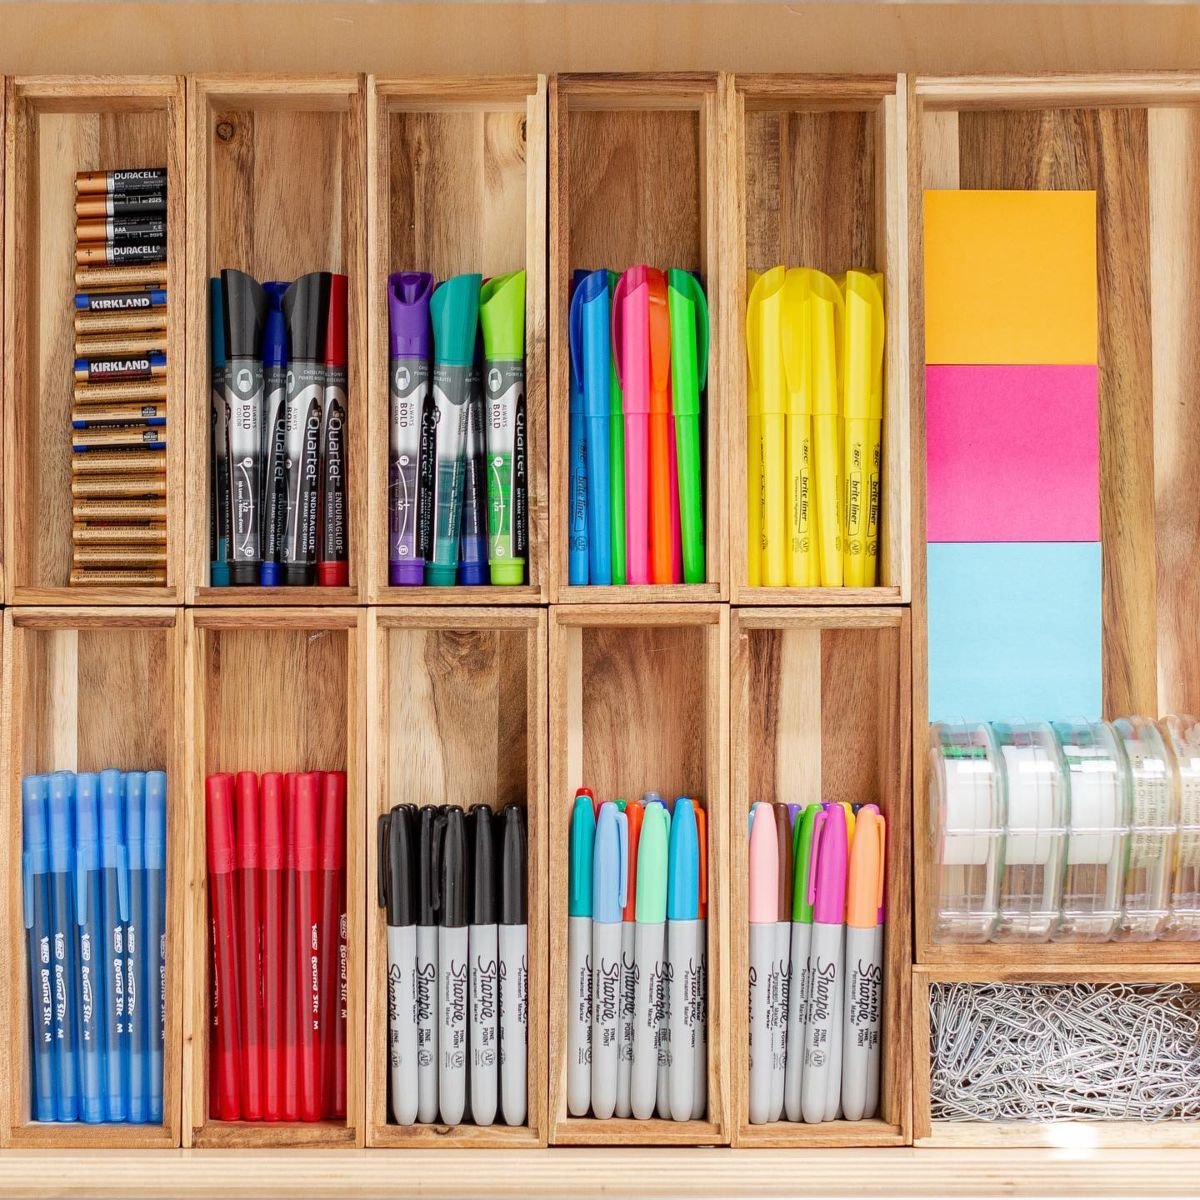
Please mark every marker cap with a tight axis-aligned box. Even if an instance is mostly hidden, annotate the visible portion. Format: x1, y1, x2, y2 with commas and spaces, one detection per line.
293, 771, 321, 871
47, 772, 76, 874
634, 802, 670, 924
458, 560, 488, 587
205, 773, 236, 874
480, 270, 526, 361
209, 277, 226, 369
568, 790, 596, 919
470, 804, 497, 925
325, 273, 348, 367
438, 806, 468, 928
75, 774, 101, 917
379, 805, 417, 926
259, 773, 285, 871
809, 802, 848, 924
282, 272, 332, 363
621, 800, 644, 922
221, 268, 267, 360
499, 804, 527, 926
388, 271, 434, 358
568, 268, 590, 402
746, 266, 787, 417
773, 801, 793, 923
417, 806, 444, 927
124, 772, 146, 871
320, 771, 346, 870
748, 802, 777, 923
144, 771, 167, 871
235, 772, 260, 870
430, 273, 482, 368
846, 805, 886, 929
592, 801, 629, 924
666, 797, 700, 921
791, 803, 821, 923
695, 803, 708, 920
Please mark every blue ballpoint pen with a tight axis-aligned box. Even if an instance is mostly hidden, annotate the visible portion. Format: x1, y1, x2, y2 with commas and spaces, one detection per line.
124, 772, 147, 1123
574, 269, 612, 585
98, 769, 129, 1121
567, 788, 596, 1115
75, 773, 107, 1123
567, 269, 590, 585
144, 771, 167, 1122
590, 802, 627, 1119
22, 775, 56, 1122
667, 798, 702, 1122
48, 772, 80, 1121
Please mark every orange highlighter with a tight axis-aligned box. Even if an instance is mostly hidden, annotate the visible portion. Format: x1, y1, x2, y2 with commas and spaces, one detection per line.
647, 270, 674, 584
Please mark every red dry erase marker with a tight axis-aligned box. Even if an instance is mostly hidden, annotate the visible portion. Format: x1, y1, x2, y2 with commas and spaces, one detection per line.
282, 773, 300, 1120
318, 771, 347, 1118
235, 772, 264, 1119
205, 773, 241, 1121
294, 772, 323, 1121
260, 772, 286, 1121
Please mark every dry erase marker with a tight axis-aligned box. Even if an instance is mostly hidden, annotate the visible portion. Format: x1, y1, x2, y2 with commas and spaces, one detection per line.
438, 807, 469, 1125
843, 806, 885, 1121
498, 805, 528, 1126
379, 806, 418, 1125
591, 802, 628, 1119
567, 789, 596, 1116
259, 282, 290, 587
631, 802, 669, 1120
319, 273, 350, 586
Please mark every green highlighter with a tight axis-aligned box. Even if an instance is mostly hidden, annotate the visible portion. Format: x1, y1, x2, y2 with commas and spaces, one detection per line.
784, 802, 821, 1121
667, 269, 709, 584
607, 270, 627, 585
479, 270, 527, 585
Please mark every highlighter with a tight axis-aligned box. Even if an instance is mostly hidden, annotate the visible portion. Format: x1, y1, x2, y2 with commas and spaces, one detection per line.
646, 268, 673, 584
318, 272, 350, 587
479, 270, 528, 586
607, 271, 627, 584
745, 270, 762, 587
459, 327, 489, 585
572, 269, 612, 585
209, 278, 230, 585
842, 271, 885, 588
259, 282, 290, 587
781, 269, 819, 587
612, 266, 653, 584
428, 274, 482, 585
747, 267, 787, 587
567, 269, 590, 585
667, 269, 708, 585
221, 269, 267, 585
809, 270, 845, 587
387, 271, 434, 585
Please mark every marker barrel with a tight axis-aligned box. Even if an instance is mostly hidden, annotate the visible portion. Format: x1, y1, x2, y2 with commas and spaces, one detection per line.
387, 923, 419, 1124
498, 921, 528, 1126
770, 920, 790, 1122
78, 868, 107, 1123
281, 361, 323, 586
783, 921, 813, 1122
484, 357, 527, 584
226, 353, 264, 584
624, 413, 651, 584
616, 919, 636, 1117
26, 874, 57, 1121
567, 403, 588, 586
589, 920, 622, 1119
469, 922, 499, 1125
438, 925, 468, 1124
748, 922, 774, 1124
667, 918, 701, 1121
427, 363, 471, 585
692, 920, 707, 1120
801, 920, 843, 1124
205, 776, 242, 1121
415, 924, 440, 1123
388, 353, 430, 584
50, 867, 81, 1121
566, 915, 592, 1116
630, 920, 665, 1120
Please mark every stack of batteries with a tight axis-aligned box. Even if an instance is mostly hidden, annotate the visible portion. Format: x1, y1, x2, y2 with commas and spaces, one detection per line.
71, 168, 169, 587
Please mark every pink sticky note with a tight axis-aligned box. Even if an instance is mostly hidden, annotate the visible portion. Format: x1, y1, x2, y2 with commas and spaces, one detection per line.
926, 364, 1099, 542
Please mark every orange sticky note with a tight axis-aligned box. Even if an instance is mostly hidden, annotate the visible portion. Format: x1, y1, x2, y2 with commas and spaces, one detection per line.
924, 190, 1097, 365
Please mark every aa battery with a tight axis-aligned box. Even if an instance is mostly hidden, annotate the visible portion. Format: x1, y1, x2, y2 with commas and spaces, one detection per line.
71, 474, 167, 499
73, 524, 167, 546
74, 354, 166, 383
76, 243, 166, 267
72, 402, 167, 427
74, 545, 167, 568
76, 169, 167, 194
73, 498, 167, 521
74, 379, 167, 406
72, 426, 167, 451
77, 218, 167, 245
75, 308, 166, 336
76, 192, 166, 219
70, 449, 166, 475
69, 568, 167, 586
75, 264, 168, 290
75, 287, 166, 312
75, 332, 167, 358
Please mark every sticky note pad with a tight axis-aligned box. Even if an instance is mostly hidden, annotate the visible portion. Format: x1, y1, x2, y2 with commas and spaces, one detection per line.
924, 190, 1097, 365
928, 541, 1102, 722
926, 364, 1099, 542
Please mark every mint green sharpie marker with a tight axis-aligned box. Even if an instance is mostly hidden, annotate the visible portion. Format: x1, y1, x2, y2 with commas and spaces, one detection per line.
479, 270, 527, 585
607, 270, 627, 584
427, 274, 482, 586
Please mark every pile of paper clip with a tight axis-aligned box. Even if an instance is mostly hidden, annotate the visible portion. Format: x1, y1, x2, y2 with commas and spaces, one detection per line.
930, 981, 1200, 1122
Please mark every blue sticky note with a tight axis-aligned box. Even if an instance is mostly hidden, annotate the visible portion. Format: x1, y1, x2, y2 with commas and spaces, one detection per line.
928, 541, 1102, 722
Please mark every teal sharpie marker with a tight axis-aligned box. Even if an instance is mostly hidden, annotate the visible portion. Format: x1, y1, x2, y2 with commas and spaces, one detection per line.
427, 274, 482, 586
567, 788, 596, 1116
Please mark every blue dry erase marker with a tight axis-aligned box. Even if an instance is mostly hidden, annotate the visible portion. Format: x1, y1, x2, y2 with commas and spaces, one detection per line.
144, 772, 167, 1122
48, 772, 80, 1121
667, 798, 702, 1122
98, 770, 129, 1121
259, 282, 290, 587
576, 270, 612, 585
567, 788, 596, 1115
567, 269, 590, 585
23, 775, 55, 1121
124, 772, 147, 1123
458, 328, 489, 585
75, 773, 106, 1123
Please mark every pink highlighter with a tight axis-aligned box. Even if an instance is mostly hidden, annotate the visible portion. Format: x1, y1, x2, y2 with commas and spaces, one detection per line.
612, 266, 652, 584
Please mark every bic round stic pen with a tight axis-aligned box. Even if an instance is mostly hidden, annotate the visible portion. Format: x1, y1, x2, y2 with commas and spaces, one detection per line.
260, 773, 286, 1120
293, 773, 323, 1122
144, 771, 168, 1124
205, 773, 241, 1120
74, 774, 106, 1124
235, 772, 264, 1119
22, 775, 56, 1122
124, 772, 147, 1124
320, 772, 347, 1118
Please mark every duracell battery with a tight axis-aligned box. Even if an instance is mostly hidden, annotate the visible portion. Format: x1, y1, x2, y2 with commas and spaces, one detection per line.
74, 378, 167, 406
76, 192, 166, 219
76, 243, 166, 267
71, 449, 166, 475
72, 402, 167, 427
73, 524, 167, 546
75, 308, 167, 336
74, 353, 166, 383
72, 474, 167, 499
73, 426, 167, 451
75, 264, 168, 290
76, 168, 167, 195
77, 217, 167, 245
74, 545, 167, 568
74, 332, 167, 358
73, 498, 167, 521
70, 568, 167, 586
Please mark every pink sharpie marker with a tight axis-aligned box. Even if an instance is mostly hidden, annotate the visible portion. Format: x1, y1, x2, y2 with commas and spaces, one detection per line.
612, 266, 652, 584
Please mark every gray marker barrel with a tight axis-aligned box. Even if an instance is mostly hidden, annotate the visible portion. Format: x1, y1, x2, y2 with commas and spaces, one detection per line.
469, 923, 499, 1125
630, 919, 664, 1120
784, 920, 812, 1122
498, 922, 527, 1126
841, 925, 881, 1121
415, 926, 439, 1123
387, 924, 419, 1124
438, 926, 468, 1124
590, 920, 622, 1119
801, 922, 842, 1124
616, 919, 636, 1117
748, 921, 774, 1124
566, 915, 592, 1116
692, 922, 707, 1120
669, 918, 701, 1121
771, 920, 791, 1121
825, 925, 845, 1122
865, 925, 883, 1118
656, 949, 671, 1118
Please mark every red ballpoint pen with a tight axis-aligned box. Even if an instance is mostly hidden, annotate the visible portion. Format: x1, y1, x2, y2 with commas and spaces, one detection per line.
260, 772, 285, 1121
283, 773, 299, 1120
318, 771, 347, 1118
205, 773, 241, 1121
295, 772, 323, 1121
235, 772, 264, 1119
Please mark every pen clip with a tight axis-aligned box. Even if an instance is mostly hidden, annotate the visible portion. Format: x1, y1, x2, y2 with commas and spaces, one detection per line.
695, 804, 708, 912
806, 806, 828, 909
610, 270, 631, 389
117, 843, 130, 924
376, 811, 390, 910
874, 812, 887, 912
76, 847, 88, 926
648, 269, 671, 406
568, 281, 586, 395
617, 809, 629, 912
22, 852, 33, 930
679, 271, 709, 392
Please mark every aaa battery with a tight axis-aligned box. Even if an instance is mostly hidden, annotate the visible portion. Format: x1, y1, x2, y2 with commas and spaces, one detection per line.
69, 568, 167, 586
75, 332, 167, 357
75, 308, 167, 336
76, 243, 165, 267
71, 475, 167, 499
73, 545, 168, 568
76, 192, 166, 219
72, 402, 167, 426
77, 218, 167, 244
75, 264, 168, 290
76, 168, 167, 194
73, 498, 167, 520
73, 426, 167, 450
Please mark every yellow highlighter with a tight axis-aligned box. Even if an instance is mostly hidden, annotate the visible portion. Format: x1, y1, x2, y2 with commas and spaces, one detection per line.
842, 271, 885, 588
747, 267, 788, 587
745, 269, 763, 587
781, 268, 818, 588
809, 270, 844, 587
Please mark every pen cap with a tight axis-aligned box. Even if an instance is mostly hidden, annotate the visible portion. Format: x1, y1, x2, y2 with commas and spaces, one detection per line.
430, 273, 482, 367
388, 271, 434, 358
808, 270, 844, 417
99, 768, 125, 869
592, 802, 629, 924
666, 797, 700, 921
470, 804, 497, 924
846, 805, 886, 929
780, 267, 813, 417
773, 801, 793, 923
568, 790, 597, 918
259, 772, 285, 871
22, 775, 50, 870
438, 806, 468, 928
480, 269, 526, 360
791, 803, 821, 923
320, 771, 346, 871
748, 802, 777, 923
667, 269, 709, 418
293, 771, 321, 871
621, 800, 645, 922
611, 264, 651, 410
47, 772, 76, 873
842, 270, 884, 421
746, 266, 786, 417
380, 805, 417, 925
124, 772, 146, 871
499, 803, 527, 925
221, 268, 267, 359
205, 773, 236, 875
607, 271, 625, 417
568, 268, 589, 399
282, 271, 331, 363
839, 800, 856, 847
234, 771, 260, 870
325, 273, 348, 367
809, 802, 848, 924
209, 277, 226, 369
572, 269, 611, 420
647, 268, 671, 411
745, 269, 761, 418
262, 281, 289, 369
418, 806, 445, 926
635, 802, 670, 924
144, 771, 167, 872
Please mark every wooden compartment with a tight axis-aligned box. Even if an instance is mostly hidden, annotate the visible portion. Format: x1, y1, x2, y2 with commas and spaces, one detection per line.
913, 964, 1200, 1148
911, 75, 1200, 966
364, 607, 548, 1146
727, 75, 911, 607
185, 75, 367, 605
548, 604, 729, 1144
729, 607, 911, 1146
366, 77, 548, 605
548, 74, 726, 604
0, 608, 185, 1148
3, 77, 186, 605
183, 607, 366, 1148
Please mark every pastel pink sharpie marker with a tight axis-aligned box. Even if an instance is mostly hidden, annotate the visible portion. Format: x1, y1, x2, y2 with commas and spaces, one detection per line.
747, 804, 777, 1124
612, 266, 652, 584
